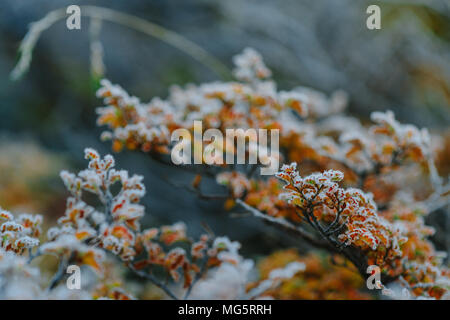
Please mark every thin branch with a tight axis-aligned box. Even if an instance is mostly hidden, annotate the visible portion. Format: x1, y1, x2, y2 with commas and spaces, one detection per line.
235, 199, 332, 250
236, 199, 378, 283
11, 6, 230, 81
183, 253, 209, 299
47, 251, 75, 291
163, 176, 229, 200
421, 182, 450, 213
149, 152, 224, 179
324, 198, 342, 233
426, 156, 443, 192
128, 265, 179, 300
27, 247, 42, 264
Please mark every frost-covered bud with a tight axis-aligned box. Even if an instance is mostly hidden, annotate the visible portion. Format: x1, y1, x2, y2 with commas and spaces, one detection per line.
0, 210, 13, 221
1, 221, 24, 233
84, 148, 100, 161
279, 91, 308, 117
323, 169, 344, 182
232, 48, 272, 82
15, 236, 39, 249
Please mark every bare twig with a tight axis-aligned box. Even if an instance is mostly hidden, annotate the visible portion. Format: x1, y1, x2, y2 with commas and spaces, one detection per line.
149, 152, 225, 179
183, 252, 209, 299
421, 182, 450, 213
163, 176, 229, 200
235, 199, 332, 250
27, 247, 42, 264
11, 6, 230, 81
47, 251, 75, 291
128, 265, 179, 300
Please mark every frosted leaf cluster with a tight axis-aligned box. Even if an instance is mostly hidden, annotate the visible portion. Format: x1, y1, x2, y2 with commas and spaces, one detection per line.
232, 47, 272, 82
189, 236, 254, 300
0, 209, 41, 254
48, 148, 145, 266
277, 163, 408, 260
95, 48, 329, 158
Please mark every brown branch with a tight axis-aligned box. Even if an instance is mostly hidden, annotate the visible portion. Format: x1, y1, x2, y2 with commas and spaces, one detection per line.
162, 176, 230, 200
128, 264, 179, 300
236, 199, 333, 251
47, 251, 76, 291
183, 250, 210, 299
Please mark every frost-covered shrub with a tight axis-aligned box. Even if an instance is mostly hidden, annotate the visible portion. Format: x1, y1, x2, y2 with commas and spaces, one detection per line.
1, 48, 448, 300
93, 48, 449, 299
0, 149, 264, 300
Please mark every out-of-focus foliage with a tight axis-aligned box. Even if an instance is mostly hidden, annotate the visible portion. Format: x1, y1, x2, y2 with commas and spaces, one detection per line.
0, 149, 262, 300
253, 249, 372, 300
213, 0, 450, 126
93, 48, 450, 299
0, 138, 66, 213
